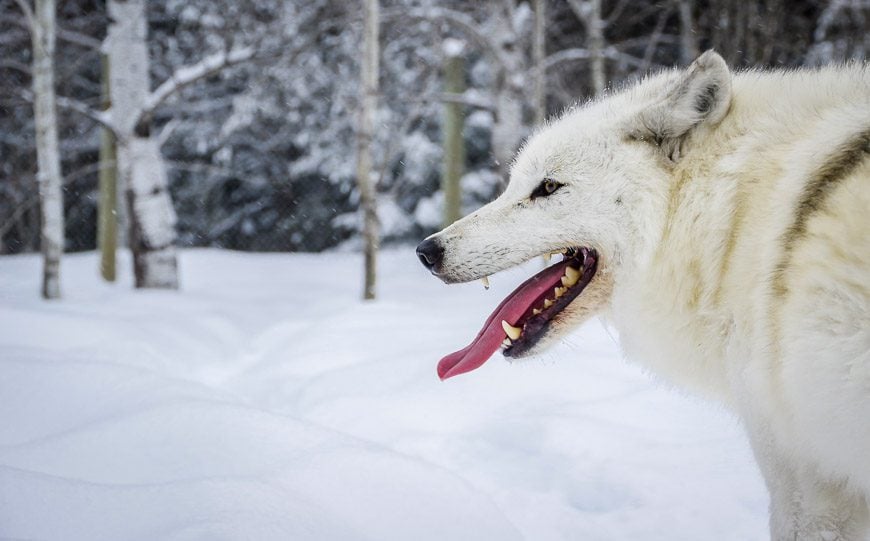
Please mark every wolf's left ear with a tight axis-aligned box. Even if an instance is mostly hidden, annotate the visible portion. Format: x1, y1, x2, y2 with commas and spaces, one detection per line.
630, 50, 732, 160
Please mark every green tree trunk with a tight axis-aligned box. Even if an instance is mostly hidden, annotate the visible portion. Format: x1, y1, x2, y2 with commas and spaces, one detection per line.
442, 47, 465, 228
98, 53, 117, 282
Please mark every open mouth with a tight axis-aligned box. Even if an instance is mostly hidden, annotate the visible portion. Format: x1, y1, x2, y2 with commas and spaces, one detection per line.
437, 248, 598, 380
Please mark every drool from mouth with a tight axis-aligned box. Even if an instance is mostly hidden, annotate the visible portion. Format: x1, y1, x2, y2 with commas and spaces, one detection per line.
437, 248, 598, 380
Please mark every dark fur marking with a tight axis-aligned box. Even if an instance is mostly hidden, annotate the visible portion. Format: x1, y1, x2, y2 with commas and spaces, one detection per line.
772, 128, 870, 298
694, 84, 718, 115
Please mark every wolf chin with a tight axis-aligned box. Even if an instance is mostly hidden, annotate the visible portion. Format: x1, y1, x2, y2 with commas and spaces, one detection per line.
418, 51, 870, 539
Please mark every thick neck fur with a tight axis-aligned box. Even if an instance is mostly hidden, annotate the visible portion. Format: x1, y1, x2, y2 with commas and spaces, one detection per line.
610, 65, 870, 403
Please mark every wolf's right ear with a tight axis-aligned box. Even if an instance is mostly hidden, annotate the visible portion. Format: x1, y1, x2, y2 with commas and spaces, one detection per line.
629, 50, 732, 160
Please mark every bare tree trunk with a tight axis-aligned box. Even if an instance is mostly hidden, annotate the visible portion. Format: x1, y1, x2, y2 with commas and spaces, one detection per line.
587, 0, 605, 96
442, 40, 465, 228
533, 0, 546, 126
567, 0, 606, 96
678, 0, 698, 65
107, 0, 178, 289
25, 0, 64, 299
491, 8, 525, 184
97, 53, 117, 282
357, 0, 379, 300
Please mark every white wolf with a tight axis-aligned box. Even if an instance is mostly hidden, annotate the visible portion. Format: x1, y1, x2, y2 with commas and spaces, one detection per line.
417, 51, 870, 539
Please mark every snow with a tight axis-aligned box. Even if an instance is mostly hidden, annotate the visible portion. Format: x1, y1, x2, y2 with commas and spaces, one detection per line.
443, 38, 466, 58
0, 249, 768, 540
377, 197, 414, 239
414, 192, 443, 229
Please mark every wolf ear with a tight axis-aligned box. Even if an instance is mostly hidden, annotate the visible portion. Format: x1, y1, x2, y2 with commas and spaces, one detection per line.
631, 50, 732, 160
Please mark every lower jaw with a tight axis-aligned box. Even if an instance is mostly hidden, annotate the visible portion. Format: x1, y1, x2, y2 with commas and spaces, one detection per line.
502, 249, 599, 358
502, 326, 553, 358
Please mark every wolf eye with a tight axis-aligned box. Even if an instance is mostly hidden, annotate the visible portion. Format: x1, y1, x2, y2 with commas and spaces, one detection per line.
531, 179, 562, 199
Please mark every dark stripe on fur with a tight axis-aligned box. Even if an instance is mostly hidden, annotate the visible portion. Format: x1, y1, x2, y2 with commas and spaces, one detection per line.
772, 128, 870, 297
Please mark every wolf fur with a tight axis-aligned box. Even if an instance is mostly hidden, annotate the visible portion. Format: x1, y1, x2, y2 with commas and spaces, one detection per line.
425, 51, 870, 539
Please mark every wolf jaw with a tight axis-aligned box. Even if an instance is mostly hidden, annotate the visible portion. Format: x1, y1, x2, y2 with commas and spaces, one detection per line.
436, 247, 598, 380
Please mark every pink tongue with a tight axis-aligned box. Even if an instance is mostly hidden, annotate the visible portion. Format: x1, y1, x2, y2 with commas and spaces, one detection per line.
437, 260, 569, 380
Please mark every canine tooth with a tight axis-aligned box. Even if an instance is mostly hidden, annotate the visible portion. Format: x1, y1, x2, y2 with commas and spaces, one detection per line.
563, 266, 581, 286
502, 338, 512, 347
543, 299, 554, 308
532, 308, 542, 315
542, 253, 552, 264
481, 275, 490, 289
501, 320, 522, 340
555, 286, 567, 298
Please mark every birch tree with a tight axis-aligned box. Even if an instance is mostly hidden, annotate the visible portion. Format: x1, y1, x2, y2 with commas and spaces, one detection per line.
104, 0, 178, 288
532, 0, 547, 126
15, 0, 259, 288
90, 0, 255, 289
357, 0, 380, 300
678, 0, 698, 65
16, 0, 64, 299
566, 0, 606, 96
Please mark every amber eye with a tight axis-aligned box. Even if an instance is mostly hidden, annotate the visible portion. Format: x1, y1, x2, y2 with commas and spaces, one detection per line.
531, 178, 563, 199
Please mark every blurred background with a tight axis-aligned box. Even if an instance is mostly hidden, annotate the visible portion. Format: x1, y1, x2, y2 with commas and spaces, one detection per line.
2, 0, 868, 295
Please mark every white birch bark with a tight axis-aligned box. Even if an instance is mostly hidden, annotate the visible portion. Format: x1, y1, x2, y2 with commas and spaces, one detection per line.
357, 0, 379, 300
106, 0, 178, 289
27, 0, 64, 299
678, 0, 699, 65
491, 7, 525, 183
567, 0, 606, 96
533, 0, 546, 126
587, 0, 605, 96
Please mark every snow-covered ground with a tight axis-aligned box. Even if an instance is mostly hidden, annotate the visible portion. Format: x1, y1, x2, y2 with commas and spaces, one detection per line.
0, 249, 768, 540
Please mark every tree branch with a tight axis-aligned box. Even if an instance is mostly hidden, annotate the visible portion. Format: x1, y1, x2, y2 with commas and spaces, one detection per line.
2, 10, 100, 51
138, 45, 256, 122
56, 26, 101, 50
0, 59, 31, 75
11, 0, 35, 35
382, 7, 509, 70
640, 5, 672, 72
16, 87, 115, 131
543, 46, 651, 72
542, 48, 593, 72
55, 95, 117, 133
0, 194, 37, 238
437, 91, 495, 112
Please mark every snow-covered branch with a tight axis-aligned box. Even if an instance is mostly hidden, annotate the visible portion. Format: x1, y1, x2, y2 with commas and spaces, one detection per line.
17, 87, 118, 134
0, 12, 99, 49
543, 46, 648, 73
139, 46, 256, 121
382, 7, 510, 70
543, 48, 594, 72
437, 91, 496, 112
54, 94, 117, 134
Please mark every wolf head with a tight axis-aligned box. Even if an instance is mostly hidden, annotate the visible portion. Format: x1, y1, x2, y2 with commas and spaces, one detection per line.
418, 51, 733, 376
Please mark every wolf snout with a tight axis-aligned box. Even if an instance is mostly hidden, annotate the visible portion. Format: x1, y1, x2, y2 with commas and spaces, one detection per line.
416, 237, 444, 273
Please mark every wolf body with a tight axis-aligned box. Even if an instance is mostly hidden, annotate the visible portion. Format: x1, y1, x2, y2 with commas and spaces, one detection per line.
421, 52, 870, 539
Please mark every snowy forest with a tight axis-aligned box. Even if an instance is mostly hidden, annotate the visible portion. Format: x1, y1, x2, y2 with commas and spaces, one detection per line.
1, 0, 868, 297
1, 1, 870, 539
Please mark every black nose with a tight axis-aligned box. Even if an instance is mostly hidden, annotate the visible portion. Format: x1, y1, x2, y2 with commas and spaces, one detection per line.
416, 238, 444, 271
